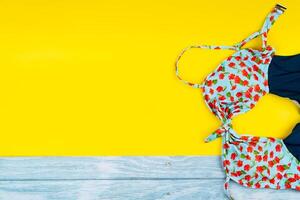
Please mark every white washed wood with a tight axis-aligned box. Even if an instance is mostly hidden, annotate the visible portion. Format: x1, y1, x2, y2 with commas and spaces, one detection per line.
0, 180, 299, 200
0, 156, 299, 200
0, 156, 224, 180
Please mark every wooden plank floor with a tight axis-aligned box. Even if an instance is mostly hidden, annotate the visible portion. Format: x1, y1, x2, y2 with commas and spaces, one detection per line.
0, 156, 299, 199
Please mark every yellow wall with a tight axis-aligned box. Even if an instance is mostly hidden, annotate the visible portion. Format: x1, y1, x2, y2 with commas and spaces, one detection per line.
0, 0, 300, 155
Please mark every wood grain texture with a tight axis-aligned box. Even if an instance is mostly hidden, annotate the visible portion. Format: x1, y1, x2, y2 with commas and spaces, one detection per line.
0, 156, 224, 180
0, 156, 299, 200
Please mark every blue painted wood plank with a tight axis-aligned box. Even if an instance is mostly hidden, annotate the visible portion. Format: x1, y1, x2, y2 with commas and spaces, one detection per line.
0, 180, 299, 200
0, 156, 299, 199
0, 156, 224, 180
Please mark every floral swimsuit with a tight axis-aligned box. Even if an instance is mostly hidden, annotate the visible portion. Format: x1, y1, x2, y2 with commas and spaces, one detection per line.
175, 4, 300, 199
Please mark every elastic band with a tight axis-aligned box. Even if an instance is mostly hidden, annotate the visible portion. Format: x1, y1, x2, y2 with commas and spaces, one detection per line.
233, 4, 286, 50
175, 45, 238, 88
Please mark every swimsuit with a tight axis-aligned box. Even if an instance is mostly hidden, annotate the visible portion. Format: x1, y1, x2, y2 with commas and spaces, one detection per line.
269, 54, 300, 161
175, 4, 300, 199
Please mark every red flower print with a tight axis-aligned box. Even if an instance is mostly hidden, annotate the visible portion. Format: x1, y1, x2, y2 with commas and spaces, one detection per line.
205, 95, 210, 101
268, 137, 276, 143
236, 171, 242, 176
277, 185, 281, 190
265, 185, 270, 188
225, 182, 228, 189
270, 15, 274, 22
236, 92, 243, 98
254, 84, 261, 92
258, 146, 263, 152
255, 155, 262, 162
234, 76, 241, 83
240, 62, 246, 67
209, 88, 214, 95
219, 73, 225, 79
275, 144, 281, 152
239, 146, 243, 151
206, 80, 213, 86
219, 95, 226, 101
229, 73, 235, 80
237, 160, 243, 167
243, 80, 249, 86
245, 91, 252, 98
244, 164, 250, 171
249, 142, 257, 147
235, 56, 241, 61
288, 178, 296, 183
247, 146, 253, 153
256, 166, 264, 173
244, 175, 251, 181
245, 155, 251, 160
238, 180, 243, 185
296, 186, 300, 191
264, 58, 270, 64
254, 94, 260, 102
229, 62, 235, 67
223, 143, 229, 149
231, 153, 237, 160
276, 173, 283, 180
297, 166, 300, 172
231, 85, 237, 90
276, 165, 285, 173
268, 161, 274, 167
242, 69, 248, 77
250, 103, 255, 109
274, 157, 280, 164
241, 136, 249, 141
270, 151, 274, 158
253, 74, 259, 81
217, 66, 223, 72
285, 182, 291, 189
223, 159, 230, 167
263, 154, 268, 162
264, 80, 268, 86
253, 65, 259, 72
262, 177, 268, 181
255, 182, 261, 188
216, 86, 224, 92
243, 56, 249, 61
269, 178, 275, 184
230, 96, 234, 102
231, 172, 237, 177
251, 56, 257, 62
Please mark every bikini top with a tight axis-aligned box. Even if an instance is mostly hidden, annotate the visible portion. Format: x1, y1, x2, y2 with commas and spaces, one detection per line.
175, 5, 296, 199
175, 4, 286, 143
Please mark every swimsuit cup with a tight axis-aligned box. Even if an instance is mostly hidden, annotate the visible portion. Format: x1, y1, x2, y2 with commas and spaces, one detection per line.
175, 4, 300, 199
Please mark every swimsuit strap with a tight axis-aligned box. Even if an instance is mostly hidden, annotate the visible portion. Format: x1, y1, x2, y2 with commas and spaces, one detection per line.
234, 4, 286, 50
175, 4, 286, 89
175, 45, 239, 89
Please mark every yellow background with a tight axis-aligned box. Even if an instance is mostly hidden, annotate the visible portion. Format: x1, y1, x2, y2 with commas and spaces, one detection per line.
0, 0, 300, 155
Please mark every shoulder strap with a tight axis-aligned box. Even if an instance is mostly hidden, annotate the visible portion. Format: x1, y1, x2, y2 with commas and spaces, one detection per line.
234, 4, 286, 50
175, 4, 286, 89
175, 45, 239, 89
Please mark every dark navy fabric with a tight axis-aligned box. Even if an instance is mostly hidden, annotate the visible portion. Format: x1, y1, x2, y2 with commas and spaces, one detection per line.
268, 54, 300, 161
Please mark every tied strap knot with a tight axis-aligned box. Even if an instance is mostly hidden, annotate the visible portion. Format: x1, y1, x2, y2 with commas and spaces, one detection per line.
204, 119, 232, 143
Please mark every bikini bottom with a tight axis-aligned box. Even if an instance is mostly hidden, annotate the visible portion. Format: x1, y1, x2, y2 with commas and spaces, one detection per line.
269, 54, 300, 161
